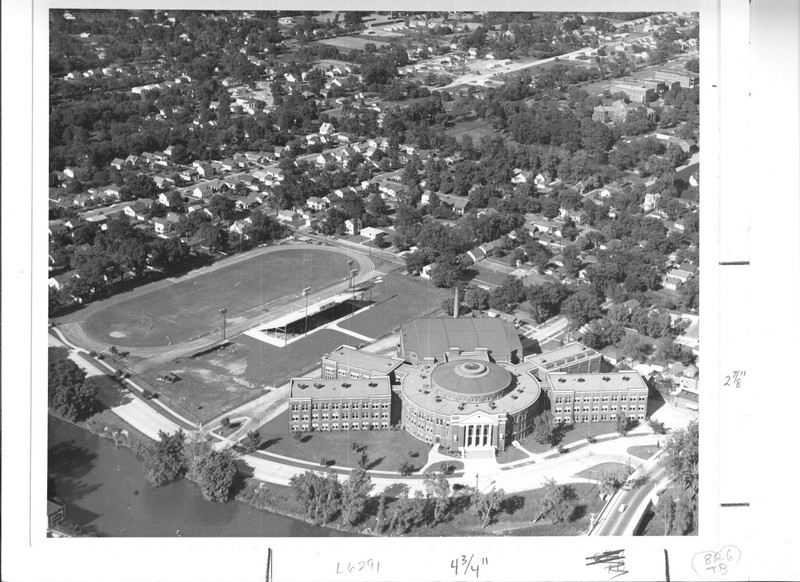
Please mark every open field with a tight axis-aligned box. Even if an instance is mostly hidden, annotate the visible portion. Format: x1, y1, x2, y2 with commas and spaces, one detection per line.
139, 342, 264, 423
83, 247, 358, 348
255, 410, 431, 472
315, 35, 391, 52
444, 118, 498, 142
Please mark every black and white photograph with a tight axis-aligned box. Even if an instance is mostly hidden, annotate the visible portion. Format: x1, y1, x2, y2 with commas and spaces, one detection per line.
3, 0, 800, 580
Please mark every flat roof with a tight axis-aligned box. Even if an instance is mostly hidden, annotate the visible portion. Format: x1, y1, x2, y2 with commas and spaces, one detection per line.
290, 376, 391, 400
323, 345, 404, 375
525, 342, 600, 370
546, 372, 648, 393
400, 317, 522, 361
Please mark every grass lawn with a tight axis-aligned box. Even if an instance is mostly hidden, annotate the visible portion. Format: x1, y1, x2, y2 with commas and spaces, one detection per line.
83, 246, 357, 348
444, 118, 498, 142
241, 328, 356, 388
574, 462, 629, 480
496, 446, 529, 465
628, 444, 660, 460
343, 272, 450, 338
254, 410, 431, 472
519, 422, 619, 454
423, 461, 464, 475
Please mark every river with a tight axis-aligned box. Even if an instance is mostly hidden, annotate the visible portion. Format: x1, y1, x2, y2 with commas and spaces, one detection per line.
48, 416, 350, 537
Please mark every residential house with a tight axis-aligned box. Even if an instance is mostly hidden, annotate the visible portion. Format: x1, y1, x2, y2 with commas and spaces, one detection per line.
110, 158, 125, 170
359, 226, 386, 241
345, 218, 361, 235
307, 196, 327, 211
438, 193, 471, 215
277, 210, 304, 227
511, 170, 533, 184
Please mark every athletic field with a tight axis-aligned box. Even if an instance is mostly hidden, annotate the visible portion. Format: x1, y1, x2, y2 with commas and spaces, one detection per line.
83, 247, 362, 348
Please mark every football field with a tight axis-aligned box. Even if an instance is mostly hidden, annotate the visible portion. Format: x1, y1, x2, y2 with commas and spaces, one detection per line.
83, 246, 364, 348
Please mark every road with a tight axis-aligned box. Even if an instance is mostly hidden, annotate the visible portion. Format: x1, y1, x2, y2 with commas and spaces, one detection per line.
591, 452, 671, 536
52, 335, 181, 440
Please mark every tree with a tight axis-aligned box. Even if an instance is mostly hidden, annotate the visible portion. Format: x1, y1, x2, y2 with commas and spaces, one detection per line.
194, 449, 238, 502
375, 493, 388, 534
532, 410, 555, 445
463, 285, 490, 311
472, 487, 505, 529
208, 194, 236, 220
673, 497, 695, 534
197, 223, 228, 253
290, 470, 342, 525
561, 288, 603, 329
538, 477, 575, 523
656, 492, 676, 535
149, 237, 190, 272
341, 467, 373, 526
423, 472, 451, 524
661, 421, 699, 504
429, 255, 464, 289
684, 58, 699, 73
242, 430, 261, 453
244, 212, 286, 245
616, 413, 629, 436
144, 430, 187, 486
48, 357, 99, 422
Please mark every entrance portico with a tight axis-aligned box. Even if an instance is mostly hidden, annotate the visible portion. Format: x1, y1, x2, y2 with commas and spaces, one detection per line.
453, 410, 505, 459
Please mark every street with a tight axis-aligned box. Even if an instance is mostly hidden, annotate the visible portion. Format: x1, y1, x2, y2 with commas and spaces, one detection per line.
591, 453, 671, 536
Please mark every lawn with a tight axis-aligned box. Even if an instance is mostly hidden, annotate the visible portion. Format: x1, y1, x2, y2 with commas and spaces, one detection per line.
254, 410, 431, 472
83, 246, 359, 348
518, 422, 619, 454
496, 446, 529, 465
343, 272, 450, 338
315, 35, 390, 51
241, 328, 356, 388
423, 461, 464, 475
574, 462, 629, 480
627, 444, 660, 460
444, 118, 498, 142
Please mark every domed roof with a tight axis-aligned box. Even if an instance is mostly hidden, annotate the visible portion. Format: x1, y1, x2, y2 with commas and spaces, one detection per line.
431, 359, 512, 401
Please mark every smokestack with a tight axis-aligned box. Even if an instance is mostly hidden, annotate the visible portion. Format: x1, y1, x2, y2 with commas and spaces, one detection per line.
453, 286, 459, 319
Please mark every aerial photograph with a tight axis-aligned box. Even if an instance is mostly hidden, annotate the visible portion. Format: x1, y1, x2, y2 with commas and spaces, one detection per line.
47, 9, 700, 538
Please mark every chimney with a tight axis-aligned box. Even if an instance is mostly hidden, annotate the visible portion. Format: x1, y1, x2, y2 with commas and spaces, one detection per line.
453, 286, 459, 319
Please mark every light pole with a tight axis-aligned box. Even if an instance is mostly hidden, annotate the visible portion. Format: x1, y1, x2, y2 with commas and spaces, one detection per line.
302, 287, 311, 336
346, 259, 354, 288
475, 473, 479, 491
219, 307, 228, 341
